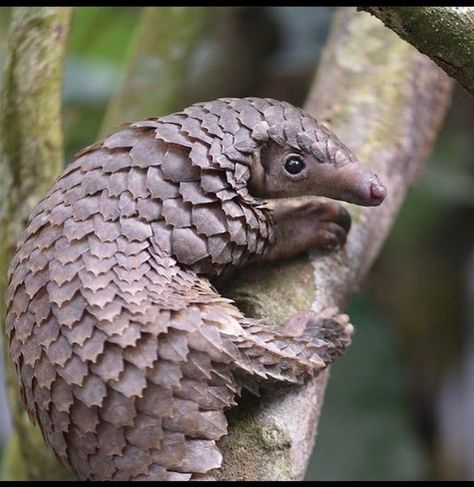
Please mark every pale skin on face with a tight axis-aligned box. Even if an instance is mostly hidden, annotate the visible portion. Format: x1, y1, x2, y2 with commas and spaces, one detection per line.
247, 139, 386, 263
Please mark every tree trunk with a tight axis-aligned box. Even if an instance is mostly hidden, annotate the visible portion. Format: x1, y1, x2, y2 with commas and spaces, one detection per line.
214, 7, 453, 480
360, 7, 474, 97
0, 6, 74, 480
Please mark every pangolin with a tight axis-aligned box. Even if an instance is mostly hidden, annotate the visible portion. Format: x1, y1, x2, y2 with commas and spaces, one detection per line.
5, 97, 386, 480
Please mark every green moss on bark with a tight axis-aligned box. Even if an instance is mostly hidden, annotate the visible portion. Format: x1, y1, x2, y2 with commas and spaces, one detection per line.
0, 7, 74, 481
214, 392, 293, 481
361, 7, 474, 96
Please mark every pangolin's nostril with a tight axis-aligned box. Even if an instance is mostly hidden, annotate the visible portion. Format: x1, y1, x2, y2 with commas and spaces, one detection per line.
369, 181, 386, 205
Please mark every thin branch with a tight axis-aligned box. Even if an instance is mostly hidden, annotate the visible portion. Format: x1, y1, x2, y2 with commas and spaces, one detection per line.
0, 6, 73, 480
214, 7, 453, 480
360, 7, 474, 97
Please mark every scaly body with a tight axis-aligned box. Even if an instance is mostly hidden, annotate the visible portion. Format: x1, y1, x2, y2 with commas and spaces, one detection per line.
5, 98, 385, 480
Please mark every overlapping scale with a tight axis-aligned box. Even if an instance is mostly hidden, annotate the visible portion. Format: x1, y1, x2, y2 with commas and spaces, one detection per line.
5, 97, 347, 481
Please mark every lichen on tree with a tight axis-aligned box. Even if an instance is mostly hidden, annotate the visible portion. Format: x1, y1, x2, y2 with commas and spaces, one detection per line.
360, 7, 474, 97
0, 6, 74, 480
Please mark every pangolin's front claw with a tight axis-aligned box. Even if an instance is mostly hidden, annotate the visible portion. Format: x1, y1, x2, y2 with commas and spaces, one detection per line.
296, 200, 351, 251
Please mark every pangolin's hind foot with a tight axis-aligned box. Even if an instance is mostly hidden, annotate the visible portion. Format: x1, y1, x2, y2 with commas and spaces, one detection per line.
282, 307, 354, 365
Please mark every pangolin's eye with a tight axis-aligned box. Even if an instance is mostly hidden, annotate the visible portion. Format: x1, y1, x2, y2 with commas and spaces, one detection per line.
284, 156, 306, 175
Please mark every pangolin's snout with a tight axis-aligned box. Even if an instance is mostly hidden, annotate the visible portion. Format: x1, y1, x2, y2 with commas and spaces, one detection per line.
336, 164, 387, 207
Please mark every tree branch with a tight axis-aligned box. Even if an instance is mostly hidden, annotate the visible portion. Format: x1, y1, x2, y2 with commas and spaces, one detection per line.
360, 7, 474, 97
0, 6, 74, 480
100, 6, 249, 135
214, 7, 453, 480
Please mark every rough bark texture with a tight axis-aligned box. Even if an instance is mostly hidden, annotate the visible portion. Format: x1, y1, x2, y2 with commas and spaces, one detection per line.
214, 8, 453, 480
361, 7, 474, 97
0, 6, 73, 481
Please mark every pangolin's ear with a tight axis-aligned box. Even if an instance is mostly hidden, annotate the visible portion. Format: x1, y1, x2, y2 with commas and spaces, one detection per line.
247, 142, 266, 197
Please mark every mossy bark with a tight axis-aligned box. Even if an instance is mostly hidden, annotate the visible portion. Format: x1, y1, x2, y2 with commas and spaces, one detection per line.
361, 7, 474, 97
0, 6, 74, 481
214, 8, 453, 480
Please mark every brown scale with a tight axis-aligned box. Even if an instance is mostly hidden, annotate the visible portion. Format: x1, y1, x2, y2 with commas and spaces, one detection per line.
5, 97, 387, 480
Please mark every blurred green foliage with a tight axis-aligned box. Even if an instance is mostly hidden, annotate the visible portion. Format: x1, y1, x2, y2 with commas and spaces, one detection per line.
63, 7, 141, 160
68, 7, 140, 63
308, 295, 428, 480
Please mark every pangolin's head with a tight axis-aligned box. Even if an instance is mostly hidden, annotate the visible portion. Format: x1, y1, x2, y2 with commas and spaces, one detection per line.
246, 100, 386, 207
